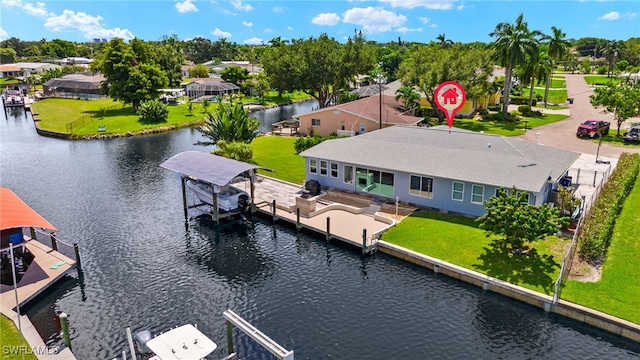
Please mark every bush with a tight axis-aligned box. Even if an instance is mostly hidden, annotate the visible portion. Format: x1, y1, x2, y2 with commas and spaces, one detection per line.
577, 153, 640, 262
478, 108, 489, 116
518, 105, 531, 114
596, 65, 608, 75
509, 96, 536, 106
487, 104, 501, 112
482, 112, 519, 122
294, 136, 324, 154
138, 99, 169, 124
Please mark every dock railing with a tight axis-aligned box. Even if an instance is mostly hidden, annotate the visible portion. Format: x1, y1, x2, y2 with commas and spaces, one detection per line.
29, 227, 78, 267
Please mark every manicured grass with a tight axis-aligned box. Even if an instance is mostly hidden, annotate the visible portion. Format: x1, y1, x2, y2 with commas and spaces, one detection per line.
523, 88, 568, 105
251, 136, 306, 184
0, 78, 20, 86
0, 315, 38, 360
452, 114, 569, 136
562, 174, 640, 323
584, 75, 621, 86
583, 132, 640, 147
549, 78, 566, 88
258, 90, 311, 106
382, 211, 565, 295
32, 98, 205, 136
533, 104, 569, 110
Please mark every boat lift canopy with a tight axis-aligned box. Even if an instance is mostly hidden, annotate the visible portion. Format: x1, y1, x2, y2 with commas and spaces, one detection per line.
0, 187, 57, 231
160, 151, 259, 187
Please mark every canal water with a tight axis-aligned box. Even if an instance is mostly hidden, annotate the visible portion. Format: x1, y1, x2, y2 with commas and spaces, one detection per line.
1, 105, 640, 359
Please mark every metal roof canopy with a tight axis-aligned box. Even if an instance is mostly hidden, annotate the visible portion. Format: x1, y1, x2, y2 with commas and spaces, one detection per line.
160, 151, 259, 187
145, 324, 217, 360
0, 187, 57, 231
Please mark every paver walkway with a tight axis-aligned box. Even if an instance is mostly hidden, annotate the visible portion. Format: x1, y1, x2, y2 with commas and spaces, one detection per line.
519, 74, 640, 158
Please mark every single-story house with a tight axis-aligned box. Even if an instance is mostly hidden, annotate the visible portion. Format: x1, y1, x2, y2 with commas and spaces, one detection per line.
43, 74, 106, 99
0, 64, 22, 78
14, 62, 61, 77
202, 60, 263, 75
349, 84, 389, 98
297, 94, 423, 137
184, 78, 240, 100
54, 57, 93, 65
300, 125, 580, 217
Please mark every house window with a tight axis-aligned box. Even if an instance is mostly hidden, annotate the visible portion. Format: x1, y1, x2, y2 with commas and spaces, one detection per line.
344, 165, 354, 184
309, 159, 317, 174
360, 123, 366, 133
330, 162, 338, 178
312, 118, 321, 127
472, 185, 484, 204
518, 191, 530, 204
452, 182, 464, 201
319, 160, 328, 176
354, 167, 394, 196
341, 121, 345, 130
409, 175, 433, 198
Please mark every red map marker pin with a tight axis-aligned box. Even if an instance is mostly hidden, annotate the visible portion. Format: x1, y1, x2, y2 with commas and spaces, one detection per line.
434, 81, 466, 128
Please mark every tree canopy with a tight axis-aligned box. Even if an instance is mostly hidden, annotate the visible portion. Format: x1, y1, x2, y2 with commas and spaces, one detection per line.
590, 82, 640, 135
198, 101, 260, 145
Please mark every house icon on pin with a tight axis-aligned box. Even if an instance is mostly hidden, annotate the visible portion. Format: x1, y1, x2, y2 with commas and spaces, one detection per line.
442, 88, 459, 105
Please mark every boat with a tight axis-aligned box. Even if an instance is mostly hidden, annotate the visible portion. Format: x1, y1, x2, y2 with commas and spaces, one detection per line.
186, 178, 251, 213
131, 324, 217, 360
2, 88, 25, 108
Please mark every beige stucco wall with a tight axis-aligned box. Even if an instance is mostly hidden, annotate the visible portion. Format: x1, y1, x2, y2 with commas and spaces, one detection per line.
298, 109, 379, 137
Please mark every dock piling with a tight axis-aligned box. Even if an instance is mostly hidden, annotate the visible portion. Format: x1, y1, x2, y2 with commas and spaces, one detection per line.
362, 229, 367, 255
30, 227, 36, 240
272, 200, 277, 222
51, 233, 58, 252
326, 217, 331, 242
181, 176, 188, 219
296, 208, 301, 231
60, 312, 71, 349
73, 243, 82, 273
226, 320, 235, 355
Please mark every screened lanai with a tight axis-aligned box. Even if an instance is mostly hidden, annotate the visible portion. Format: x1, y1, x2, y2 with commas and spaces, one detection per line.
43, 74, 106, 99
184, 78, 240, 100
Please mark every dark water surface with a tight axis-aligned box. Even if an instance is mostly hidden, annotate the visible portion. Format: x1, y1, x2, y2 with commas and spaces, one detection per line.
1, 107, 640, 360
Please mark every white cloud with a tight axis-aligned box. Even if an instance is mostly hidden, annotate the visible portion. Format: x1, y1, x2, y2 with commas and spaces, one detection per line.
456, 2, 464, 10
231, 0, 253, 11
396, 26, 422, 33
264, 28, 274, 33
0, 27, 8, 38
623, 12, 637, 20
312, 12, 341, 26
429, 23, 438, 27
243, 37, 263, 45
287, 26, 293, 31
44, 10, 135, 40
379, 0, 456, 10
23, 2, 49, 17
175, 0, 198, 13
273, 6, 286, 13
242, 21, 253, 27
1, 0, 22, 7
342, 7, 407, 33
221, 9, 235, 16
212, 28, 232, 37
418, 16, 430, 24
599, 11, 620, 20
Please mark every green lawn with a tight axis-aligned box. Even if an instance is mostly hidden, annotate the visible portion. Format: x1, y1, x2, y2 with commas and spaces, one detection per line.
524, 88, 568, 105
562, 174, 640, 324
583, 132, 640, 147
32, 98, 206, 136
0, 315, 38, 360
453, 114, 569, 136
533, 104, 569, 110
382, 211, 565, 295
251, 136, 306, 184
548, 78, 566, 88
584, 75, 621, 86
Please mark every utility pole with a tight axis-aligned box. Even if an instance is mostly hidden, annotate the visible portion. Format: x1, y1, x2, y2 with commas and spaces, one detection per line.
379, 72, 383, 130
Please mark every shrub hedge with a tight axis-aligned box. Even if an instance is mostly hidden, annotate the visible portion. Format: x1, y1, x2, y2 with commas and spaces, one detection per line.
487, 104, 502, 112
294, 135, 338, 154
510, 96, 537, 106
577, 153, 640, 262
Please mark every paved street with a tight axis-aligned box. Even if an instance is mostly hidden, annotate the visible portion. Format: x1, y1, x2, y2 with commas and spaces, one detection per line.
519, 74, 640, 158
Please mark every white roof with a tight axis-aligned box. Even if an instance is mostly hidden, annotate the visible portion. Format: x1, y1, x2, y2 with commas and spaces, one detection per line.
145, 324, 217, 360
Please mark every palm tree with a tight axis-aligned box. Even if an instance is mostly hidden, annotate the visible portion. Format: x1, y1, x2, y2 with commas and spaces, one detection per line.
601, 40, 624, 78
198, 102, 260, 145
489, 13, 541, 119
436, 34, 454, 48
395, 85, 420, 111
543, 26, 570, 106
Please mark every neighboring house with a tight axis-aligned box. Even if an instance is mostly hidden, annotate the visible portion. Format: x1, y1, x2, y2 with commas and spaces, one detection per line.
202, 60, 263, 75
43, 74, 106, 99
14, 62, 61, 77
300, 126, 580, 217
297, 94, 422, 137
184, 78, 240, 100
349, 84, 388, 98
55, 57, 93, 65
0, 64, 22, 78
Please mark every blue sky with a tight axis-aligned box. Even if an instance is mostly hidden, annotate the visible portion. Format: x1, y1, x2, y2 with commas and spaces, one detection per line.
1, 0, 638, 44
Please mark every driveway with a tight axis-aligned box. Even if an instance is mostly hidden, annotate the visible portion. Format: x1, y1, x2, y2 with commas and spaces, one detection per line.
519, 74, 640, 158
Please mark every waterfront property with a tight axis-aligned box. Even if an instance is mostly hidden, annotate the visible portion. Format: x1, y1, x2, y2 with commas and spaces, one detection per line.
184, 78, 240, 100
300, 125, 580, 217
297, 94, 422, 137
42, 74, 106, 99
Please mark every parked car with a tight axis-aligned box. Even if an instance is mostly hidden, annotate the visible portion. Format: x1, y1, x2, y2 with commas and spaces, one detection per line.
576, 120, 610, 138
623, 125, 640, 142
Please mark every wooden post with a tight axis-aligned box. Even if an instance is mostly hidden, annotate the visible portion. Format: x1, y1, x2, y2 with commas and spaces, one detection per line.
226, 320, 234, 356
212, 191, 219, 225
181, 176, 188, 219
593, 170, 597, 187
326, 217, 331, 242
50, 233, 58, 252
249, 170, 256, 213
576, 168, 581, 184
296, 208, 301, 231
73, 243, 82, 273
60, 312, 71, 349
29, 227, 36, 240
362, 228, 367, 255
272, 200, 277, 222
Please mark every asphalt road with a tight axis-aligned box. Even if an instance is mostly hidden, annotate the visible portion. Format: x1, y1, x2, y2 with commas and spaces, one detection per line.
519, 74, 640, 158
